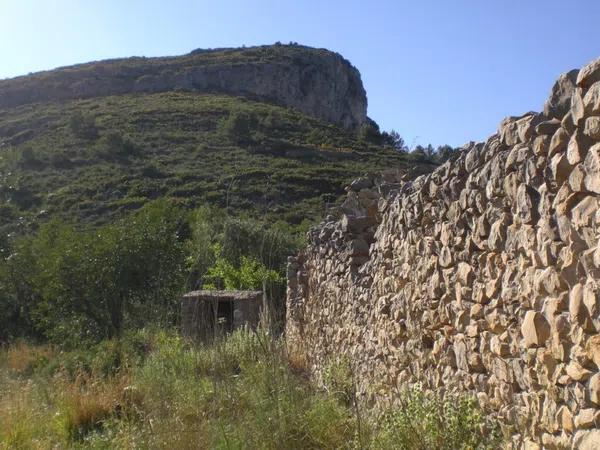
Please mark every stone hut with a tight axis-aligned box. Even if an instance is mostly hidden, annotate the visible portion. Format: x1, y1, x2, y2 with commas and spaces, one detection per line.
181, 290, 262, 341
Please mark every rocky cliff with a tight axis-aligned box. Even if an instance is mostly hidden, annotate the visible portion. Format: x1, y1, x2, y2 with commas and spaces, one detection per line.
0, 44, 367, 130
287, 57, 600, 449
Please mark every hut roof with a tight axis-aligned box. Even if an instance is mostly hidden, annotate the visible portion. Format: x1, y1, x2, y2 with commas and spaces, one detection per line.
182, 290, 262, 302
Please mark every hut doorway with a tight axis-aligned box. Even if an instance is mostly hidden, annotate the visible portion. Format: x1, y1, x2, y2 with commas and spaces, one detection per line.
216, 300, 234, 332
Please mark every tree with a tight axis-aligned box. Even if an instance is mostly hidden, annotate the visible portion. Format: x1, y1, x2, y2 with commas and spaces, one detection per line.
217, 110, 258, 145
186, 210, 298, 289
0, 230, 44, 342
411, 145, 427, 160
204, 244, 283, 290
357, 119, 382, 144
3, 200, 187, 345
435, 145, 458, 162
425, 144, 435, 158
381, 130, 408, 152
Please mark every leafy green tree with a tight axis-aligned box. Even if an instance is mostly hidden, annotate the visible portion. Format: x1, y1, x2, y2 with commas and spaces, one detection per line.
219, 217, 297, 271
410, 145, 428, 161
0, 262, 18, 342
186, 211, 298, 288
204, 244, 283, 290
0, 232, 42, 342
1, 200, 187, 345
424, 144, 435, 158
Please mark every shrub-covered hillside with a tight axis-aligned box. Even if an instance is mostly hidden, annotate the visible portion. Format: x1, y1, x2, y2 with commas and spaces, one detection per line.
0, 90, 435, 234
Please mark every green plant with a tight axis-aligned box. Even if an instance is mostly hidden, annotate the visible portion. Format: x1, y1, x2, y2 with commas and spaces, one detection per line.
217, 109, 258, 145
96, 131, 138, 159
204, 243, 283, 290
1, 200, 187, 344
372, 385, 500, 450
69, 112, 98, 139
322, 355, 355, 405
0, 331, 504, 449
18, 146, 39, 167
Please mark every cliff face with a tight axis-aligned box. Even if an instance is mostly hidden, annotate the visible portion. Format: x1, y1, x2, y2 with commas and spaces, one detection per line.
287, 57, 600, 448
0, 45, 367, 130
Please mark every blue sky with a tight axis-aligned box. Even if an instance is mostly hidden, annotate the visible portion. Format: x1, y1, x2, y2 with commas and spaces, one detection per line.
1, 0, 599, 147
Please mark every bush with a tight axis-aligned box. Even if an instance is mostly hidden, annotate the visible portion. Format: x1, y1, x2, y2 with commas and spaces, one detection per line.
372, 386, 501, 450
18, 146, 40, 167
69, 112, 98, 140
96, 131, 139, 159
0, 331, 503, 449
0, 203, 18, 225
217, 110, 258, 145
1, 200, 187, 344
204, 245, 283, 290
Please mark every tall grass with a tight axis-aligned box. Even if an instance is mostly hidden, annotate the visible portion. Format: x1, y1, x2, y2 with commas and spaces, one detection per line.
0, 330, 500, 449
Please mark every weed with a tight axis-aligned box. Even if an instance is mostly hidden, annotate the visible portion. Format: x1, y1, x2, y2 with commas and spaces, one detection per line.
0, 331, 501, 449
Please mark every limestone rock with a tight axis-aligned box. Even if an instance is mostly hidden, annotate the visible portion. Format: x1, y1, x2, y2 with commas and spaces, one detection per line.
577, 57, 600, 89
549, 127, 570, 157
550, 152, 573, 186
536, 118, 562, 136
544, 69, 579, 119
521, 311, 551, 348
584, 116, 600, 140
571, 88, 586, 128
583, 143, 600, 193
569, 284, 592, 328
555, 405, 574, 432
575, 408, 600, 428
571, 197, 599, 229
567, 130, 591, 165
516, 184, 540, 224
1, 46, 369, 130
583, 82, 600, 115
589, 373, 600, 405
583, 281, 600, 318
585, 335, 600, 368
565, 361, 592, 381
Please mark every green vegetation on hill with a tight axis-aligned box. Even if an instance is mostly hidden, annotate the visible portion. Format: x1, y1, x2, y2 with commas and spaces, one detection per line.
0, 91, 435, 235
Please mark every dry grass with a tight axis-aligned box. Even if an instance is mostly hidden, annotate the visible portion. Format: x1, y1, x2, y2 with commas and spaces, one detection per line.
285, 345, 311, 378
0, 331, 500, 449
4, 342, 54, 375
53, 372, 130, 441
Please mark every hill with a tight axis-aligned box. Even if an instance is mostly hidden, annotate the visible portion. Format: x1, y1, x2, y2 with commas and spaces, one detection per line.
0, 45, 437, 234
0, 44, 367, 129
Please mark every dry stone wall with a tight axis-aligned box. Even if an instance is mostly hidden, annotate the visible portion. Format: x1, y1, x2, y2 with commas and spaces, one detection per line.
286, 57, 600, 449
